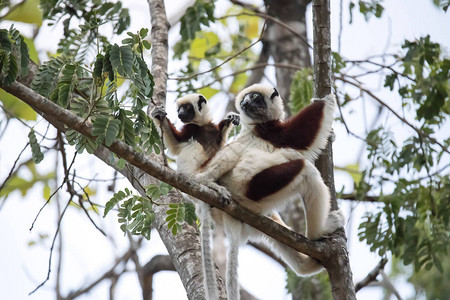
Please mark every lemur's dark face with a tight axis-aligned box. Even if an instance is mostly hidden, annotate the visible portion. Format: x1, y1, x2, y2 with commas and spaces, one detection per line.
178, 103, 195, 123
240, 91, 268, 121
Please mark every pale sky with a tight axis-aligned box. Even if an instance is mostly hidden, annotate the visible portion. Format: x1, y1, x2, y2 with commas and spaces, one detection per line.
0, 1, 449, 299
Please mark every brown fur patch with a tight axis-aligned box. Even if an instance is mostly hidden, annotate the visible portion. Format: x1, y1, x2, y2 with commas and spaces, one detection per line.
168, 121, 224, 159
254, 101, 325, 150
246, 159, 305, 201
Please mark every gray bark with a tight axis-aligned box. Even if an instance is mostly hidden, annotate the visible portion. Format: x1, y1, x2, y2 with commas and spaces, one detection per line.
312, 1, 356, 299
147, 1, 226, 299
264, 0, 312, 116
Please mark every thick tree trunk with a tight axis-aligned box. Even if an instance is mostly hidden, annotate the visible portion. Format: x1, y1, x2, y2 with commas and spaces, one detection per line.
264, 0, 312, 116
312, 1, 356, 299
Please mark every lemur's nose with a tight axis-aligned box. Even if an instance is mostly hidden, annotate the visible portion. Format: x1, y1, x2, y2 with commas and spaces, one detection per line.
241, 98, 250, 108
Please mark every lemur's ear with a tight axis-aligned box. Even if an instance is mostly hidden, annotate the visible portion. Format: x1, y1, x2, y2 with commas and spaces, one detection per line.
198, 95, 207, 111
270, 88, 279, 101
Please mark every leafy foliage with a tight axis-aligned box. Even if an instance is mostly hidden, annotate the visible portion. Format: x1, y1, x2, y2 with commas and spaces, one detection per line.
103, 187, 154, 240
397, 36, 449, 122
356, 123, 450, 272
289, 68, 313, 114
28, 129, 44, 164
349, 0, 384, 23
180, 0, 215, 42
0, 26, 29, 85
286, 269, 332, 300
103, 183, 174, 240
40, 0, 130, 35
165, 202, 197, 235
65, 129, 99, 154
92, 115, 121, 147
0, 162, 54, 198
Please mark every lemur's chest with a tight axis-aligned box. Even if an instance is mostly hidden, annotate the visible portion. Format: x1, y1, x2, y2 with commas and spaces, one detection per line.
177, 125, 223, 173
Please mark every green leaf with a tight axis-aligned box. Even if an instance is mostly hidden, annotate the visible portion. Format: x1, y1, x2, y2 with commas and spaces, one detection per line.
184, 202, 197, 225
0, 88, 36, 120
28, 129, 44, 164
0, 51, 19, 85
109, 44, 133, 76
92, 115, 121, 147
289, 68, 313, 114
189, 31, 219, 58
118, 109, 136, 146
4, 0, 43, 26
0, 30, 12, 51
117, 158, 126, 170
180, 0, 215, 41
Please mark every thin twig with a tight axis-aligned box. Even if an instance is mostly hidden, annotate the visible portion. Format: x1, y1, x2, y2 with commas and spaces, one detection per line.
0, 142, 29, 194
170, 20, 268, 81
76, 182, 107, 237
170, 62, 302, 92
29, 198, 71, 295
355, 258, 388, 292
29, 153, 77, 231
336, 75, 450, 156
64, 249, 135, 299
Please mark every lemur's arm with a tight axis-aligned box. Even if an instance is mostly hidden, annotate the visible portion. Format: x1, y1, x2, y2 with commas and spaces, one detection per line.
217, 112, 240, 147
254, 94, 336, 161
196, 140, 243, 183
151, 106, 185, 155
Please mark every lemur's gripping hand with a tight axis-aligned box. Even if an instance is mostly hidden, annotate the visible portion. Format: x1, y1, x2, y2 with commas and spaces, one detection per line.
151, 106, 167, 121
224, 112, 240, 126
311, 94, 336, 106
196, 174, 231, 205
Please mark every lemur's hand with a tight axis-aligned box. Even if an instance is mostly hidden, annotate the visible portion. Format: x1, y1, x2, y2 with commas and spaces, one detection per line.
224, 112, 240, 126
151, 106, 167, 121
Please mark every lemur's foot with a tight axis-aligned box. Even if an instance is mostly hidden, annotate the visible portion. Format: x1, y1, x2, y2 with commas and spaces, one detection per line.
324, 209, 346, 235
196, 174, 231, 205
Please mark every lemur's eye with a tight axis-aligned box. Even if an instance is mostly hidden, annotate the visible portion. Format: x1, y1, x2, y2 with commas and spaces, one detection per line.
252, 93, 258, 99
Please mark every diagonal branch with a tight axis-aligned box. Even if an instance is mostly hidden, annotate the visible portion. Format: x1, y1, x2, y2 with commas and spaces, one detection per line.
355, 258, 388, 292
0, 80, 333, 262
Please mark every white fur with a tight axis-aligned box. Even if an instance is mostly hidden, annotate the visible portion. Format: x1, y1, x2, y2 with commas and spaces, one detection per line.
176, 94, 213, 125
151, 94, 238, 300
196, 85, 345, 296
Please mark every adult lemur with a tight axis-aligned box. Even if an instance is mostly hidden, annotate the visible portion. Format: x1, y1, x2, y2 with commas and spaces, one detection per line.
151, 94, 239, 300
196, 84, 345, 300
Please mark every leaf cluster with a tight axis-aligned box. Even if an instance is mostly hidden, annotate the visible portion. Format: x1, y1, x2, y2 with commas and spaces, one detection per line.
349, 1, 384, 23
165, 202, 197, 236
103, 183, 179, 240
0, 26, 29, 85
103, 187, 154, 240
289, 68, 313, 114
385, 36, 449, 123
357, 126, 449, 273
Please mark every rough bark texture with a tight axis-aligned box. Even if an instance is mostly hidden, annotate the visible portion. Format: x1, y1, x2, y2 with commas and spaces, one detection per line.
312, 1, 356, 299
148, 0, 169, 108
264, 0, 312, 116
145, 1, 226, 299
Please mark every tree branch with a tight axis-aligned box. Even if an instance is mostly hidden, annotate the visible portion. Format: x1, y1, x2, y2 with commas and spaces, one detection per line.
335, 75, 450, 156
63, 249, 135, 299
142, 255, 176, 300
354, 258, 387, 292
0, 80, 336, 265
